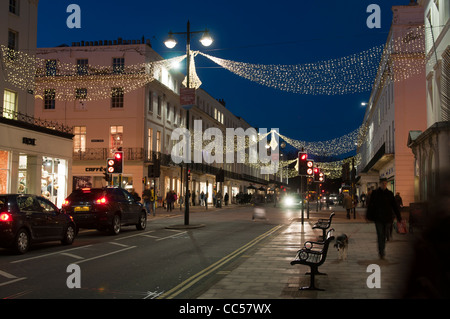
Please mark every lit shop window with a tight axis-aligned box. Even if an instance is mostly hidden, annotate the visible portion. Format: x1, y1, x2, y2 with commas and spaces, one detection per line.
0, 150, 10, 193
110, 125, 123, 154
41, 157, 67, 207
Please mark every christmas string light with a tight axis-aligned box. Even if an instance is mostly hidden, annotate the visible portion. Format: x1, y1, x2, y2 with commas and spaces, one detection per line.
0, 45, 187, 101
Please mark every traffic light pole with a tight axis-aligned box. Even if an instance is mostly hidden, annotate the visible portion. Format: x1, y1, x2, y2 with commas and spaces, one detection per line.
184, 21, 191, 226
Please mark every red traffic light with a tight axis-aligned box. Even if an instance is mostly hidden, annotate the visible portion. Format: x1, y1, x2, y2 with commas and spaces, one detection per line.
114, 152, 122, 160
299, 153, 307, 161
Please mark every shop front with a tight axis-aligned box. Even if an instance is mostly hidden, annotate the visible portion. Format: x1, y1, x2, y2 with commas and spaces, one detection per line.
0, 121, 73, 208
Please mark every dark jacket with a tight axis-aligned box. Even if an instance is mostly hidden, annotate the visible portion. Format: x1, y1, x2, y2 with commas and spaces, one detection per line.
366, 187, 402, 223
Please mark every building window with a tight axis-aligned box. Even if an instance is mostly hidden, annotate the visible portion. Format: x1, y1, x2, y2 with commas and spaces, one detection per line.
148, 91, 153, 113
76, 59, 88, 75
110, 126, 123, 153
156, 131, 161, 153
157, 96, 162, 116
111, 87, 124, 108
0, 150, 10, 194
9, 0, 19, 15
46, 59, 57, 76
3, 89, 17, 119
44, 89, 56, 109
75, 88, 88, 100
167, 102, 171, 122
147, 128, 153, 159
8, 29, 18, 50
73, 126, 86, 152
112, 57, 125, 74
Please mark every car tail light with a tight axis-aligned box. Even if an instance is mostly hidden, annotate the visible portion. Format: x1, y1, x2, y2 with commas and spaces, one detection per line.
62, 199, 69, 206
0, 213, 12, 222
95, 197, 107, 205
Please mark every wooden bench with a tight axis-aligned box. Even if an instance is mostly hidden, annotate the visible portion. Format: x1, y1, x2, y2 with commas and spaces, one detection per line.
290, 229, 335, 291
312, 212, 335, 240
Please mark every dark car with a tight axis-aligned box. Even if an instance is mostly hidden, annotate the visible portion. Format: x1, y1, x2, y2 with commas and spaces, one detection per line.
0, 194, 76, 254
62, 187, 147, 235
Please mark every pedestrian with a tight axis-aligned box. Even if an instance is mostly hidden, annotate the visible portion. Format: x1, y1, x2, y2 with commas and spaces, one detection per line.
142, 185, 155, 216
200, 191, 205, 206
395, 192, 403, 210
192, 191, 196, 206
343, 193, 353, 219
366, 178, 402, 259
166, 190, 174, 212
216, 191, 223, 208
360, 192, 366, 207
224, 192, 229, 206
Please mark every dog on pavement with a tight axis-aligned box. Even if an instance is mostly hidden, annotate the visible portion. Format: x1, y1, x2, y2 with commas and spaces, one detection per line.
334, 234, 349, 260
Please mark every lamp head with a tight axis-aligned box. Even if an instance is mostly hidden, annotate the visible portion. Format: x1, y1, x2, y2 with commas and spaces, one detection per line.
164, 32, 177, 49
199, 29, 213, 47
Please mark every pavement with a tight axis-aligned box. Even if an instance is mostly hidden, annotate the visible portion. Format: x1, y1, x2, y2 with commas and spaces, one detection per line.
186, 204, 417, 299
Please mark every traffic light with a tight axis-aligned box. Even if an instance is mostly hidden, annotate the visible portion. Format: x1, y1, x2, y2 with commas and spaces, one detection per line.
148, 158, 160, 178
113, 151, 123, 174
106, 158, 115, 173
314, 167, 320, 182
298, 152, 308, 175
187, 169, 191, 181
306, 160, 314, 177
318, 172, 325, 183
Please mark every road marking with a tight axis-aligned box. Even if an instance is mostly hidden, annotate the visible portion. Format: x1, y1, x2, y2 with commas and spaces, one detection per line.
10, 245, 93, 264
0, 270, 27, 288
109, 241, 130, 248
0, 270, 18, 279
0, 277, 27, 287
156, 231, 187, 241
74, 246, 136, 265
143, 290, 164, 299
60, 252, 84, 260
115, 230, 155, 241
157, 224, 284, 299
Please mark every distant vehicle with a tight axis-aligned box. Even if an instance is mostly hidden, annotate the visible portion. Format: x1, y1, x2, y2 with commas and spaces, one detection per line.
326, 194, 339, 205
62, 187, 147, 235
280, 193, 302, 208
0, 194, 76, 254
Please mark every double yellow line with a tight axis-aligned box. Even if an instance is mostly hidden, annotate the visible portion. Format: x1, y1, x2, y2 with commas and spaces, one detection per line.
157, 224, 284, 299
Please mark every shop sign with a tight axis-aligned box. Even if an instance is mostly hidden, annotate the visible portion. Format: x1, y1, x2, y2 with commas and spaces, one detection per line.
85, 167, 104, 172
22, 137, 36, 146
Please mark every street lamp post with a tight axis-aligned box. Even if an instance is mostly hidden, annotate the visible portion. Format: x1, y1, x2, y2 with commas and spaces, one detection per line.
165, 21, 213, 225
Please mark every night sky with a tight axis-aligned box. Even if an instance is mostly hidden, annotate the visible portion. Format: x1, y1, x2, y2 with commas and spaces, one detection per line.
37, 0, 402, 148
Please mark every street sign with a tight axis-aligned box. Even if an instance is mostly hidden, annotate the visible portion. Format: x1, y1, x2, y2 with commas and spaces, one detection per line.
180, 88, 196, 109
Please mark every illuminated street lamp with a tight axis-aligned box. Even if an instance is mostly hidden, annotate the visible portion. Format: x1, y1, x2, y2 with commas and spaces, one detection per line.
164, 21, 213, 226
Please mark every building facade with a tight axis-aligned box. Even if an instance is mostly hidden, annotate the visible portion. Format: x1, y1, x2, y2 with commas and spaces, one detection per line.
35, 39, 272, 205
1, 0, 73, 207
408, 0, 450, 202
357, 3, 427, 206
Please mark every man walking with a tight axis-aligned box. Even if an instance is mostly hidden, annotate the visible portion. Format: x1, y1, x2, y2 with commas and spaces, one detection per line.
366, 178, 402, 259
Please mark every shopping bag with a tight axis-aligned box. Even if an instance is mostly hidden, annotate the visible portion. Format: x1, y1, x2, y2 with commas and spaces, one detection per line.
396, 220, 408, 234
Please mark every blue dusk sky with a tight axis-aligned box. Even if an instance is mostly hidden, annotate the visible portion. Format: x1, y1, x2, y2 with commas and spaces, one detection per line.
36, 0, 406, 149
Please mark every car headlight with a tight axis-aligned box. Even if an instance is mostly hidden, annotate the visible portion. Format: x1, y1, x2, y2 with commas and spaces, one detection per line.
284, 197, 294, 206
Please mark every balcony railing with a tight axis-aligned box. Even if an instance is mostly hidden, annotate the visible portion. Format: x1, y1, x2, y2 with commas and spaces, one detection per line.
0, 106, 73, 136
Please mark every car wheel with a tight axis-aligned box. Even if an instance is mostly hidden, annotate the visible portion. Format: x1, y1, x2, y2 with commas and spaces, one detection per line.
62, 224, 75, 245
13, 229, 30, 254
136, 211, 147, 230
110, 214, 121, 235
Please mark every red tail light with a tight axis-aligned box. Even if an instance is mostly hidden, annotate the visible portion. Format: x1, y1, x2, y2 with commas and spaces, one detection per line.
95, 197, 107, 205
62, 199, 69, 206
0, 213, 12, 222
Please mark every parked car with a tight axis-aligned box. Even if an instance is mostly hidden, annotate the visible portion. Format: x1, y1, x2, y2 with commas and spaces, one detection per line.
280, 193, 302, 208
62, 187, 147, 235
0, 194, 76, 254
